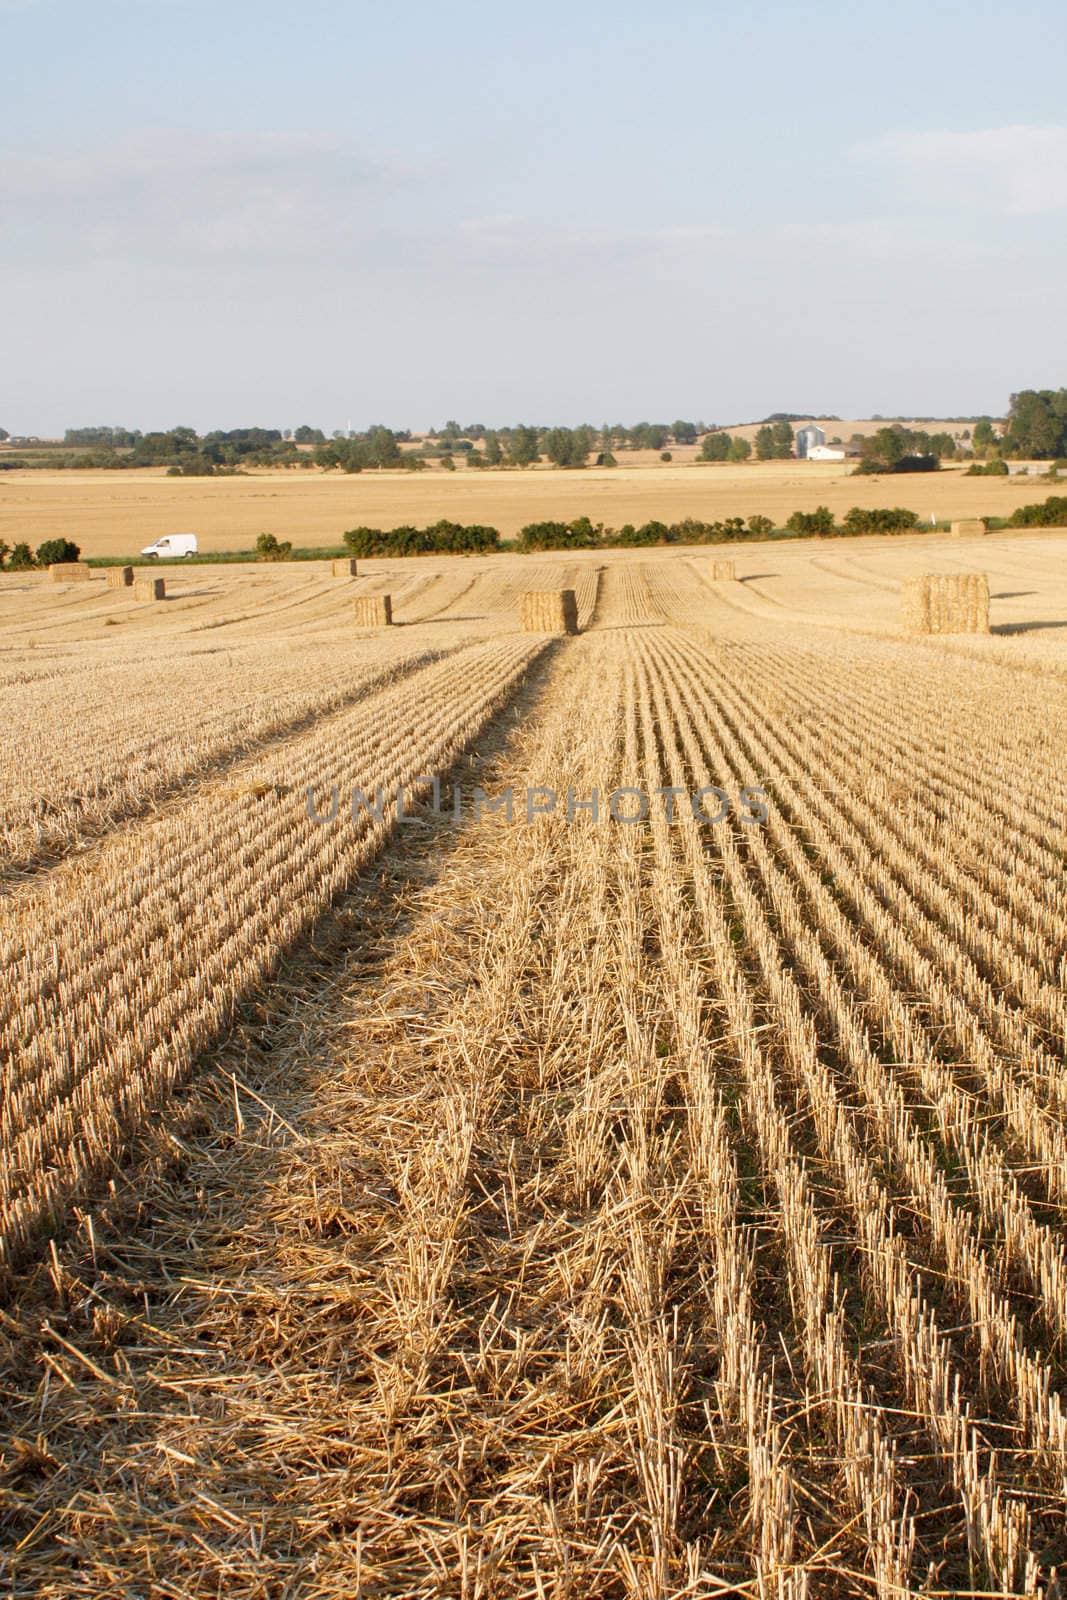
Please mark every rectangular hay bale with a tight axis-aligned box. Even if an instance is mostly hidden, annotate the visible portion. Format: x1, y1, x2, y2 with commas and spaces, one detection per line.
902, 572, 989, 634
710, 560, 737, 581
354, 594, 393, 626
106, 566, 134, 589
332, 558, 358, 577
48, 562, 90, 582
950, 518, 987, 538
520, 589, 579, 635
134, 577, 166, 602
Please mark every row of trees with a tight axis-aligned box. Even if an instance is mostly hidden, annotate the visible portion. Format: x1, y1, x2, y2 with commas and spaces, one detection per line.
13, 394, 1063, 474
514, 506, 921, 550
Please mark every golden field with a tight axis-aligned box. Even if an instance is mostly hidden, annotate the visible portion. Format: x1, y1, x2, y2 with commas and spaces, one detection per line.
0, 454, 1057, 555
3, 536, 1067, 1596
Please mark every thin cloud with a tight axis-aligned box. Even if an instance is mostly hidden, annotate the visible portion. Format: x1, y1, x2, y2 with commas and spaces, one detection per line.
853, 124, 1067, 214
3, 131, 426, 264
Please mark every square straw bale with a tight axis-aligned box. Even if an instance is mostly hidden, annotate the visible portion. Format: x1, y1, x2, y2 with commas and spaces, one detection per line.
520, 590, 579, 634
902, 572, 989, 633
354, 594, 393, 626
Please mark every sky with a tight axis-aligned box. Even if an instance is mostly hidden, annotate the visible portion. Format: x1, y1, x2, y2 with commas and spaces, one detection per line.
2, 0, 1066, 435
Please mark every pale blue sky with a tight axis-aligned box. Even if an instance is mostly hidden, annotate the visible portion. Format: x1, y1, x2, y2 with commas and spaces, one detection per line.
3, 0, 1066, 433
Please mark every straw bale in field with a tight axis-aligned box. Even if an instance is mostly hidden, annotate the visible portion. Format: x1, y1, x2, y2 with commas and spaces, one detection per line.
48, 562, 90, 582
520, 590, 579, 634
902, 572, 989, 634
106, 566, 134, 589
709, 560, 737, 580
354, 594, 393, 626
332, 558, 358, 577
134, 577, 166, 602
950, 518, 987, 538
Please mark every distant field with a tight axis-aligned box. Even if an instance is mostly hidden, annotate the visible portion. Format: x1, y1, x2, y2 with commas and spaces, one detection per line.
0, 457, 1055, 557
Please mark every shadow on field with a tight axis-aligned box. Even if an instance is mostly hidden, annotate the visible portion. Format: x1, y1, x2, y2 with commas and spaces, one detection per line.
992, 618, 1067, 634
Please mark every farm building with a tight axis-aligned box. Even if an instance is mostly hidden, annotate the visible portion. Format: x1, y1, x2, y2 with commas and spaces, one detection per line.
808, 443, 846, 462
795, 424, 826, 458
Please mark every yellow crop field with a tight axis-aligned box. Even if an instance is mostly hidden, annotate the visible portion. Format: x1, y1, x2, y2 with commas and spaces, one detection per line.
0, 456, 1058, 555
3, 534, 1067, 1596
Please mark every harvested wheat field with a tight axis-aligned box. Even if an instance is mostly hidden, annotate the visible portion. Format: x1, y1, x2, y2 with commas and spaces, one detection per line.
0, 459, 1060, 555
3, 537, 1067, 1598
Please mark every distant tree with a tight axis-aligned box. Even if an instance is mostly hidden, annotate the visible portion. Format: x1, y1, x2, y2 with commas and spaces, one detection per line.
36, 538, 80, 566
660, 451, 672, 462
542, 427, 590, 467
771, 421, 794, 458
7, 542, 35, 569
365, 426, 401, 468
600, 451, 618, 467
671, 420, 697, 445
1003, 390, 1067, 459
439, 453, 456, 471
507, 424, 540, 467
728, 436, 752, 462
293, 424, 325, 444
972, 418, 997, 455
859, 426, 908, 472
627, 422, 669, 451
747, 515, 774, 537
755, 426, 776, 461
700, 431, 732, 462
482, 429, 502, 466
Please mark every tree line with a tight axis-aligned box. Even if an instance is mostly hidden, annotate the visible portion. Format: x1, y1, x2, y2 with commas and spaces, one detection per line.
5, 391, 1067, 474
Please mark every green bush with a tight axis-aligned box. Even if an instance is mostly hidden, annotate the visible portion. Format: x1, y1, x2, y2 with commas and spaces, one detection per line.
840, 507, 917, 535
1008, 495, 1067, 528
518, 518, 600, 551
343, 521, 501, 558
699, 432, 732, 462
36, 537, 81, 565
746, 515, 774, 537
786, 506, 836, 535
613, 520, 670, 546
965, 458, 1009, 477
667, 517, 746, 543
255, 533, 293, 561
7, 542, 35, 570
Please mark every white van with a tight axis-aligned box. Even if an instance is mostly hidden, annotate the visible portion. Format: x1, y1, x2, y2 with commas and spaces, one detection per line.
140, 533, 198, 559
